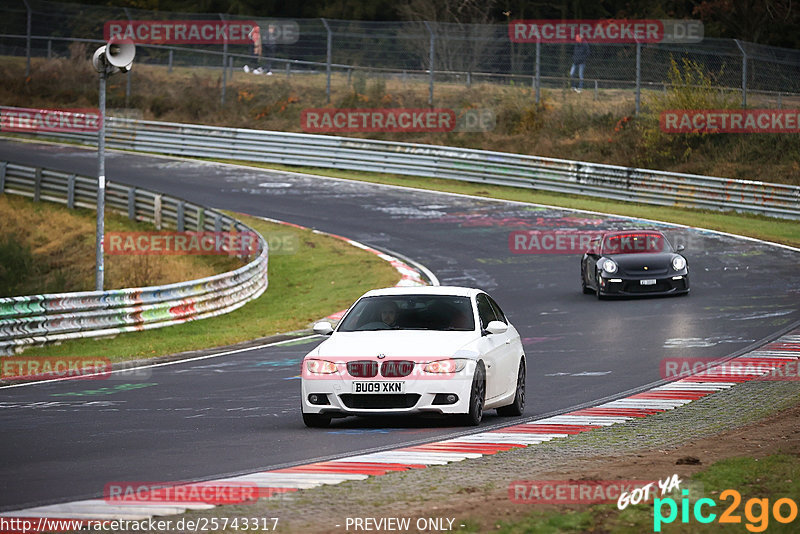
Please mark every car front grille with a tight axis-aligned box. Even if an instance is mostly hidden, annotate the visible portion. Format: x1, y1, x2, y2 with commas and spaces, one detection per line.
339, 394, 421, 409
347, 361, 378, 378
623, 280, 673, 293
381, 360, 415, 377
621, 267, 669, 276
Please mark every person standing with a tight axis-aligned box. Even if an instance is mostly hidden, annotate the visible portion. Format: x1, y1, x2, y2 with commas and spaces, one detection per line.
263, 25, 277, 75
243, 25, 262, 74
569, 34, 590, 93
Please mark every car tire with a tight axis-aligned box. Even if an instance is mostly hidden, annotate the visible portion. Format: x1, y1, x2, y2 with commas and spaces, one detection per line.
581, 272, 593, 294
595, 273, 605, 300
459, 362, 485, 426
497, 358, 525, 417
302, 412, 331, 428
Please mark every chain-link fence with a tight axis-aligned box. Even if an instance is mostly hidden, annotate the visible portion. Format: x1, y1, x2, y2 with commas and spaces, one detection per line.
1, 0, 799, 111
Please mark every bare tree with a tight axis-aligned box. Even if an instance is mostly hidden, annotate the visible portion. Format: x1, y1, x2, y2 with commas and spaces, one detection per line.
397, 0, 500, 73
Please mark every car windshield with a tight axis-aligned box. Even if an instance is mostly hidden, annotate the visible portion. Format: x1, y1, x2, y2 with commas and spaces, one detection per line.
337, 295, 475, 332
601, 232, 672, 255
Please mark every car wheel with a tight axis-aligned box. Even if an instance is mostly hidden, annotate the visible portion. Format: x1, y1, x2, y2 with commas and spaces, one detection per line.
302, 412, 331, 428
581, 270, 593, 294
595, 272, 606, 300
459, 362, 485, 426
497, 358, 525, 416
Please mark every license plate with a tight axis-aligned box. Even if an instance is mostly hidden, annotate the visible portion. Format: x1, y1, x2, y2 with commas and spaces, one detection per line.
352, 381, 405, 394
640, 279, 657, 286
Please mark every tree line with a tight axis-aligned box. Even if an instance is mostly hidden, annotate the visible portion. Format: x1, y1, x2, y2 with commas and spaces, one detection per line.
58, 0, 800, 49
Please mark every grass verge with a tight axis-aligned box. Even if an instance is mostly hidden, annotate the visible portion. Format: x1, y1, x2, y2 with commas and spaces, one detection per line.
20, 213, 399, 361
213, 160, 800, 249
0, 194, 241, 295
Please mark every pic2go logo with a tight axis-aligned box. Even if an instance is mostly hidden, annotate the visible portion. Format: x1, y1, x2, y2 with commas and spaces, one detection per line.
653, 489, 799, 532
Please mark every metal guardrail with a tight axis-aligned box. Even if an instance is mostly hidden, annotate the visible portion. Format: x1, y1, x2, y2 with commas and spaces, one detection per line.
4, 0, 800, 109
0, 160, 269, 355
20, 116, 800, 220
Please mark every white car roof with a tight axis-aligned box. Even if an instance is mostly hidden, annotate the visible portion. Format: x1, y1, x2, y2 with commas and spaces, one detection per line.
360, 286, 482, 298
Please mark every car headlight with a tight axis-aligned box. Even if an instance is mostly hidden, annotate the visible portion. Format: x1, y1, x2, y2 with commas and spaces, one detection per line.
423, 359, 468, 373
305, 359, 338, 374
672, 256, 687, 271
601, 259, 618, 274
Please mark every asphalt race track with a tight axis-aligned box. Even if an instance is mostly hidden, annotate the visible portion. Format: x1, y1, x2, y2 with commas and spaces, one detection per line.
1, 139, 799, 511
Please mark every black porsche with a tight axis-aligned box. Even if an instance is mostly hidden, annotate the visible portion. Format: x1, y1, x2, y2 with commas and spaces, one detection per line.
581, 230, 689, 298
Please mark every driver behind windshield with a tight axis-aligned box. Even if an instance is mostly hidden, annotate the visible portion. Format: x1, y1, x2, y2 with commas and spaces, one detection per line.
355, 301, 400, 330
378, 302, 398, 327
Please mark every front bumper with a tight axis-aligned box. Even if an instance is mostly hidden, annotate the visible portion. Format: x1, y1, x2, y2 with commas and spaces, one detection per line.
598, 273, 689, 296
301, 376, 473, 417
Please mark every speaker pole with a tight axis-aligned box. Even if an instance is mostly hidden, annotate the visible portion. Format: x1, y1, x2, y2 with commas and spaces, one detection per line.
92, 38, 134, 291
96, 69, 106, 291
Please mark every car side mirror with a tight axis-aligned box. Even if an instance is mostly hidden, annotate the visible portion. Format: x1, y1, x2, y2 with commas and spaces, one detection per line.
485, 320, 508, 335
313, 322, 334, 335
675, 244, 685, 253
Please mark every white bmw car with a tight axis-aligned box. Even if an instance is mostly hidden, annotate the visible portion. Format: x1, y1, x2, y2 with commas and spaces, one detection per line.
301, 286, 526, 427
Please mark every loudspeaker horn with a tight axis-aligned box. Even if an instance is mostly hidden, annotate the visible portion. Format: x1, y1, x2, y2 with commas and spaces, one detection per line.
106, 38, 135, 71
92, 38, 135, 73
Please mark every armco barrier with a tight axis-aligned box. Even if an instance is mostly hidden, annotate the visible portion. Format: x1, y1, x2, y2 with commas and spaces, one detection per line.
14, 114, 799, 220
0, 160, 268, 355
